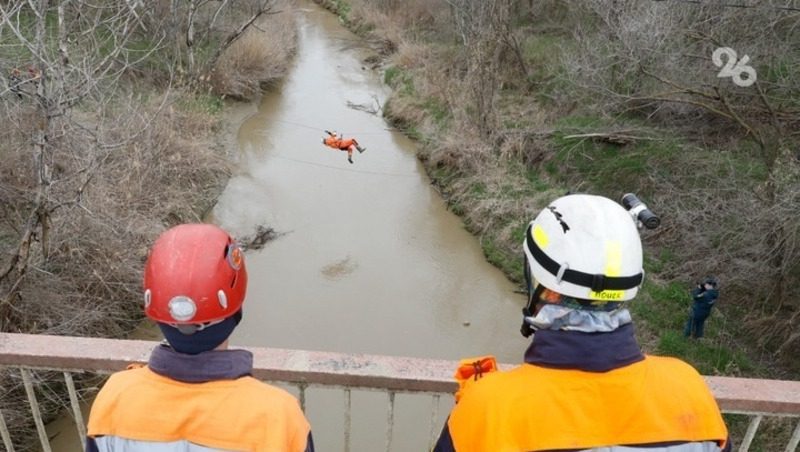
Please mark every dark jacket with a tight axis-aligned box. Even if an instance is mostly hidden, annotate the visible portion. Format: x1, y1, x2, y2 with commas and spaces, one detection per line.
692, 287, 719, 317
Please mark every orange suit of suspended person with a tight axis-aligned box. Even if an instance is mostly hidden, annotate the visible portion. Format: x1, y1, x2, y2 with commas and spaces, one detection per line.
323, 130, 366, 164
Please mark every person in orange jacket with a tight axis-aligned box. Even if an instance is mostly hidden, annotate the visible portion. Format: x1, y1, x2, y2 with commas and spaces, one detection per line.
323, 129, 366, 164
86, 224, 314, 452
434, 194, 731, 452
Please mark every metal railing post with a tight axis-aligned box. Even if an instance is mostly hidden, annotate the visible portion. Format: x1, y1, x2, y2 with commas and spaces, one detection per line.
738, 414, 762, 452
786, 418, 800, 452
385, 391, 395, 452
20, 368, 52, 452
344, 388, 352, 452
63, 371, 87, 446
429, 394, 440, 449
0, 408, 15, 452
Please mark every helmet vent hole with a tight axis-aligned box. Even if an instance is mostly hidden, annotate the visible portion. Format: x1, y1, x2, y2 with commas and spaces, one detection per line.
218, 290, 228, 309
230, 273, 237, 288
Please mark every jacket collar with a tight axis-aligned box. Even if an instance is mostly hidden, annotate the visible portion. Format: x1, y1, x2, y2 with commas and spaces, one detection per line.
148, 344, 253, 383
524, 323, 644, 372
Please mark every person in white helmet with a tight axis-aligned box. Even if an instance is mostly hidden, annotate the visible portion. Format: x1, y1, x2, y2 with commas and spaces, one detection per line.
433, 194, 730, 452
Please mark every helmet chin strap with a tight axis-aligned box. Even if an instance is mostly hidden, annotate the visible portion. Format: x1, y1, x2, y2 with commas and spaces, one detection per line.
521, 274, 545, 338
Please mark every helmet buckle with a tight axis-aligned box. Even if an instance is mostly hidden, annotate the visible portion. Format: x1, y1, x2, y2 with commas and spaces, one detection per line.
591, 274, 606, 292
555, 263, 567, 284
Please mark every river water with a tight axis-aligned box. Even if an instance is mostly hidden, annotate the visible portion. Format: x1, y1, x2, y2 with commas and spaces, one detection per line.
46, 2, 525, 451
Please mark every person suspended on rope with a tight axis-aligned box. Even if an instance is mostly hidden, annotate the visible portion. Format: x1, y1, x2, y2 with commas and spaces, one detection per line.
322, 130, 366, 164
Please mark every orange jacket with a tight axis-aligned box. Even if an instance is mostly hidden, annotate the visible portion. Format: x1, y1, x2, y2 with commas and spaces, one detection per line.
438, 355, 728, 452
88, 366, 311, 452
323, 134, 341, 148
323, 132, 357, 151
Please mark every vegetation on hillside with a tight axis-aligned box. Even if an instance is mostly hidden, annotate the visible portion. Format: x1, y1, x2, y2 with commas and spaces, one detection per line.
315, 1, 799, 447
0, 1, 296, 449
316, 0, 800, 373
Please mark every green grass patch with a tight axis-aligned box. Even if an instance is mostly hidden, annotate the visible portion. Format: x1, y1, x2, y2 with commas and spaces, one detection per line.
524, 168, 551, 192
632, 281, 759, 376
468, 181, 487, 197
546, 115, 694, 197
404, 125, 423, 142
333, 0, 352, 22
383, 66, 415, 96
518, 33, 573, 104
550, 137, 647, 193
481, 234, 523, 281
633, 281, 687, 332
178, 93, 224, 115
421, 98, 450, 127
522, 34, 565, 66
727, 142, 769, 182
383, 66, 402, 85
758, 57, 795, 84
657, 330, 755, 376
426, 165, 460, 189
643, 247, 677, 274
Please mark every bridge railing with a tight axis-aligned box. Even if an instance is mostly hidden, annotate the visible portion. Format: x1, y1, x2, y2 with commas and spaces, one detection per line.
1, 332, 799, 452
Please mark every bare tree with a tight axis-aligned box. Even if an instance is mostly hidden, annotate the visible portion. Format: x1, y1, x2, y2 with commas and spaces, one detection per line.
180, 0, 278, 78
445, 0, 518, 138
0, 0, 166, 324
0, 1, 272, 447
564, 0, 800, 357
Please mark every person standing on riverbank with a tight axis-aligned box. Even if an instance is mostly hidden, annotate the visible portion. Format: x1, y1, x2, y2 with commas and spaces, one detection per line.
685, 276, 720, 339
433, 194, 730, 452
86, 224, 314, 452
323, 129, 366, 164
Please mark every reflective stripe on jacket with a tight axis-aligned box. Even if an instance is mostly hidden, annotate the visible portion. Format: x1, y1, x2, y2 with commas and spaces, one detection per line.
436, 355, 729, 452
87, 366, 311, 452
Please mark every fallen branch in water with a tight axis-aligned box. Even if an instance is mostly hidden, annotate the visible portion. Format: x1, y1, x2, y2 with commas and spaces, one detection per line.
240, 225, 283, 251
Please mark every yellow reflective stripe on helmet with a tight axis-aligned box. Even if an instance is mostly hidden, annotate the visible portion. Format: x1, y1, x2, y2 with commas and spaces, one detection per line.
590, 241, 624, 301
532, 224, 549, 248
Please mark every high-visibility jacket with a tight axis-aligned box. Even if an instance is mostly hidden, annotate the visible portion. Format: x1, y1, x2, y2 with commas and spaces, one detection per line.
323, 134, 341, 148
87, 348, 312, 452
434, 325, 729, 452
323, 134, 357, 151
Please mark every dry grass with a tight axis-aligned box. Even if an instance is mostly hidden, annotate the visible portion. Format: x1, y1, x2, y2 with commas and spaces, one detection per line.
0, 88, 229, 450
210, 1, 298, 100
347, 0, 448, 46
0, 1, 300, 448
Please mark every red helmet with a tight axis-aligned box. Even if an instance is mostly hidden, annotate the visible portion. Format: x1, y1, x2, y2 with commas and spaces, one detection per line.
143, 224, 247, 325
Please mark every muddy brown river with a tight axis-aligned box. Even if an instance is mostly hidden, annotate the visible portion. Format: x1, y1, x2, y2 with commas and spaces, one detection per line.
46, 3, 525, 451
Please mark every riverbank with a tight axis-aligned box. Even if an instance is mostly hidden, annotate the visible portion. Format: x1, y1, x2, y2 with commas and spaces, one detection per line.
0, 2, 298, 449
310, 0, 800, 378
313, 2, 800, 447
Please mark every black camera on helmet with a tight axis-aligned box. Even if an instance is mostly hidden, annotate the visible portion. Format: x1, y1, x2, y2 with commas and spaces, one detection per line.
621, 193, 660, 230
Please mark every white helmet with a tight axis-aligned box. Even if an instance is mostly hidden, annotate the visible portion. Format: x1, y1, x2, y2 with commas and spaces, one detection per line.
523, 194, 644, 302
